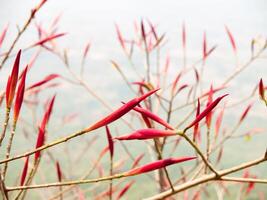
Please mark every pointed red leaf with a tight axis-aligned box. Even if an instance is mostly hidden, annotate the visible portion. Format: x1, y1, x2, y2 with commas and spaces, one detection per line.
56, 161, 62, 182
182, 22, 186, 50
131, 153, 145, 169
85, 89, 159, 132
115, 24, 126, 50
6, 50, 21, 108
116, 181, 135, 200
14, 66, 27, 122
32, 33, 66, 47
0, 24, 8, 49
225, 25, 237, 52
124, 157, 196, 176
20, 156, 29, 186
105, 126, 114, 159
193, 99, 201, 142
132, 106, 174, 130
27, 74, 60, 90
239, 103, 253, 124
259, 78, 265, 100
185, 94, 228, 132
115, 129, 177, 140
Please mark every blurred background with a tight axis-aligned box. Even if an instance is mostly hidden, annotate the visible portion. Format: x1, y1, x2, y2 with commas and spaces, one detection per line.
0, 0, 267, 199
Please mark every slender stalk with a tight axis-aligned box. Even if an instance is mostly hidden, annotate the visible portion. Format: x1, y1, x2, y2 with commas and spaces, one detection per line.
2, 121, 17, 178
0, 108, 11, 147
180, 132, 218, 176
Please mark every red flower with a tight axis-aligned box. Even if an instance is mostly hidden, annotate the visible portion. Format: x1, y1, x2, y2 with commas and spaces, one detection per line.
85, 89, 159, 132
115, 129, 177, 140
124, 157, 196, 176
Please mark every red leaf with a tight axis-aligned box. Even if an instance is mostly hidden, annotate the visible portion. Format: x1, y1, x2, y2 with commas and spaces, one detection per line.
116, 181, 135, 200
259, 78, 265, 100
115, 129, 177, 140
202, 31, 207, 62
185, 94, 228, 132
225, 25, 237, 52
56, 161, 62, 182
193, 99, 201, 142
20, 156, 29, 186
131, 153, 145, 169
132, 106, 174, 130
32, 33, 66, 47
215, 104, 225, 137
105, 126, 114, 159
27, 74, 60, 91
239, 103, 253, 124
6, 50, 21, 108
14, 66, 28, 122
0, 24, 8, 49
85, 89, 159, 132
124, 157, 196, 176
34, 96, 56, 161
115, 24, 126, 50
182, 22, 186, 50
